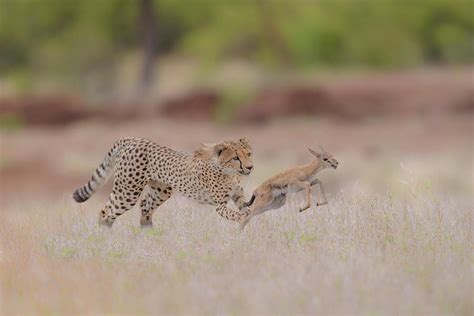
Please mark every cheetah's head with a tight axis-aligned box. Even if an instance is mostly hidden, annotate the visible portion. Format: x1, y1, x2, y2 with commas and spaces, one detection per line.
195, 138, 254, 175
215, 138, 253, 175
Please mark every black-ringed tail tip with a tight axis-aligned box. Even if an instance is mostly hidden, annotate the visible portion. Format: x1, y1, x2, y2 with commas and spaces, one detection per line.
73, 189, 89, 203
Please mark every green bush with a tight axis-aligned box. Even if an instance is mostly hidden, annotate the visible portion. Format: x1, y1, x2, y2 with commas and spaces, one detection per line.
0, 0, 472, 87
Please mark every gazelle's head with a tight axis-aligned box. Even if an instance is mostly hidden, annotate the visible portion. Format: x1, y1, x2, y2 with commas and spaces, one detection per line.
308, 146, 338, 169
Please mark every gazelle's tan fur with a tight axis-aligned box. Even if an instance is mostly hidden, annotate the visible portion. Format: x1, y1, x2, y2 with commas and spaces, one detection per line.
240, 146, 338, 229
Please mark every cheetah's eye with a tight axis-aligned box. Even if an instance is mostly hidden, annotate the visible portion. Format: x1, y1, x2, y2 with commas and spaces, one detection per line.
247, 153, 251, 157
233, 156, 239, 161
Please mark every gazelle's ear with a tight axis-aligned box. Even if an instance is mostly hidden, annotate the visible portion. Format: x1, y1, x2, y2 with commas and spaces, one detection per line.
318, 144, 326, 153
214, 143, 227, 156
308, 147, 322, 158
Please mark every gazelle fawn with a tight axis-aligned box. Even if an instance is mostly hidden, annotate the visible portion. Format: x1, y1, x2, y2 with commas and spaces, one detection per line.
240, 146, 338, 230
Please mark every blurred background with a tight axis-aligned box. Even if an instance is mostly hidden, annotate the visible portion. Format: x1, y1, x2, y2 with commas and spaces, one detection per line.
1, 2, 473, 315
0, 0, 472, 203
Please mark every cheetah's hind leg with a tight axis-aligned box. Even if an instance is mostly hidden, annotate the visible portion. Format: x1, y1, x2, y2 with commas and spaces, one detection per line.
139, 180, 173, 228
98, 180, 146, 227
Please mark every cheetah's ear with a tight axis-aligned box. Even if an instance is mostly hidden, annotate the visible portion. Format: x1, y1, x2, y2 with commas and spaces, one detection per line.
239, 137, 251, 149
200, 142, 216, 149
214, 143, 227, 156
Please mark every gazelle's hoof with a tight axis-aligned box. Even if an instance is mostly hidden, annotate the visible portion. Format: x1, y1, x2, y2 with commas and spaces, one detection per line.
299, 207, 309, 212
239, 220, 249, 231
239, 214, 251, 231
316, 202, 328, 207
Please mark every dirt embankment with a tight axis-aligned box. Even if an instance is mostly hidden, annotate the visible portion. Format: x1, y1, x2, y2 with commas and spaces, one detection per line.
0, 68, 472, 126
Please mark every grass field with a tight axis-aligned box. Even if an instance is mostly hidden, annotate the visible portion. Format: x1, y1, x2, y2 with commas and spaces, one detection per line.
1, 116, 472, 315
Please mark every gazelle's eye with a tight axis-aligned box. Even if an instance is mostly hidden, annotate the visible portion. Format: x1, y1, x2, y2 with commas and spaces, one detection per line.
233, 156, 239, 161
323, 158, 328, 161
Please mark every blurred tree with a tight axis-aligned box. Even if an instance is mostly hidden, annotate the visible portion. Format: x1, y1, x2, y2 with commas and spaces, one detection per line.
139, 0, 158, 94
256, 0, 291, 67
0, 0, 472, 93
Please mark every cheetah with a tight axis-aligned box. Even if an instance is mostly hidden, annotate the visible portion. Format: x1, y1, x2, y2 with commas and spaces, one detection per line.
72, 137, 254, 227
239, 146, 338, 230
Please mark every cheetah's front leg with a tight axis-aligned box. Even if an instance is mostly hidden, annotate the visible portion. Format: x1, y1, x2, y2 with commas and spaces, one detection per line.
231, 186, 247, 210
215, 203, 249, 223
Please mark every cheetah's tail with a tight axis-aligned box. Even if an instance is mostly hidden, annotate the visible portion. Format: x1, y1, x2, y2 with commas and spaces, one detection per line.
72, 137, 133, 203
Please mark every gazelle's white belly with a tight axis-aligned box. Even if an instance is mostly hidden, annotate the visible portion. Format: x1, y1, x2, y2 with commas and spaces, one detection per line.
272, 187, 288, 197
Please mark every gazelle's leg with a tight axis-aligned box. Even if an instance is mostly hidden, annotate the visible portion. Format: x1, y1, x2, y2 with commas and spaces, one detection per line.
310, 179, 328, 206
238, 208, 252, 231
316, 181, 328, 206
268, 193, 287, 211
239, 191, 273, 230
288, 180, 312, 212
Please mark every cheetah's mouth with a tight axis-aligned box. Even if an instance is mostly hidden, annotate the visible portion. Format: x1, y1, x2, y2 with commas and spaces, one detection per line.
240, 170, 251, 175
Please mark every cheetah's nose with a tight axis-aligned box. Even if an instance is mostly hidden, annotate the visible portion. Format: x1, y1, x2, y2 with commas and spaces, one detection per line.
247, 165, 254, 171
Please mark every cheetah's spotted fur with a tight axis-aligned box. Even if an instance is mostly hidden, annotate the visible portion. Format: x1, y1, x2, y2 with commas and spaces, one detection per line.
73, 137, 253, 227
